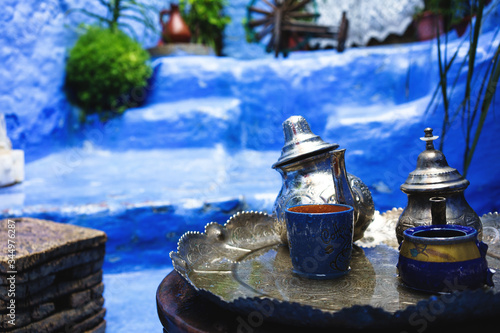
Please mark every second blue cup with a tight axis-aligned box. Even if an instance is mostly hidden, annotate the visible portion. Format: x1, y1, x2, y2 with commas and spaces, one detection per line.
285, 203, 354, 279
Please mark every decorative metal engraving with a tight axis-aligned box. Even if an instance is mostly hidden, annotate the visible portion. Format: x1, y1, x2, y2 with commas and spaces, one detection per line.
482, 212, 500, 259
170, 209, 500, 329
396, 128, 482, 244
272, 116, 375, 244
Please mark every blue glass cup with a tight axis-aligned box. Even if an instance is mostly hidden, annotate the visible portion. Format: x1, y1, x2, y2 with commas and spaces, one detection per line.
285, 204, 354, 279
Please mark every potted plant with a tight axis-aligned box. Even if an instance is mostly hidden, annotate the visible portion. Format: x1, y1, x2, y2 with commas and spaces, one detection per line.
178, 0, 231, 56
413, 0, 446, 41
414, 0, 486, 40
64, 0, 156, 121
414, 10, 445, 41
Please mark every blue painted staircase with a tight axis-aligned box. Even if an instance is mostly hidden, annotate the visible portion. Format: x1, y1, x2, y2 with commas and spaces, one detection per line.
2, 29, 500, 273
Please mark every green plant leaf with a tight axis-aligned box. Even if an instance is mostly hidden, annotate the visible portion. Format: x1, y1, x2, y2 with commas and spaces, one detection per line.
120, 13, 157, 33
464, 41, 500, 175
67, 0, 157, 41
426, 0, 499, 175
66, 8, 111, 25
97, 0, 112, 11
179, 0, 231, 55
462, 0, 485, 167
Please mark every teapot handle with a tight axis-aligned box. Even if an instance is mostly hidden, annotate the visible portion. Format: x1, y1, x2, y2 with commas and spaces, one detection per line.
430, 197, 447, 225
159, 9, 171, 25
476, 241, 495, 287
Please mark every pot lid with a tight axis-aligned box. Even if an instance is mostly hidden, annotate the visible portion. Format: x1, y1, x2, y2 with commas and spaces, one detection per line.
401, 128, 469, 193
272, 116, 339, 169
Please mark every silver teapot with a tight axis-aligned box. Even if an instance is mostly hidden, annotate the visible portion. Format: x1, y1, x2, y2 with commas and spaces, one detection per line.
395, 128, 482, 244
272, 116, 375, 244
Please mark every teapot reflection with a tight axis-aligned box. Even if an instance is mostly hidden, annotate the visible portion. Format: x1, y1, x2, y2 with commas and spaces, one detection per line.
270, 244, 376, 309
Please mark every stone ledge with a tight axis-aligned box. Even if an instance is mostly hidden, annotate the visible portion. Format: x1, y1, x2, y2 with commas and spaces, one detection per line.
147, 43, 215, 57
0, 246, 105, 284
2, 297, 104, 333
0, 270, 103, 311
0, 218, 107, 273
0, 282, 104, 328
70, 308, 106, 333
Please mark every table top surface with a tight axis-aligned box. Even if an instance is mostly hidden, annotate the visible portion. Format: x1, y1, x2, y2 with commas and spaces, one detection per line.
156, 270, 499, 333
156, 270, 310, 333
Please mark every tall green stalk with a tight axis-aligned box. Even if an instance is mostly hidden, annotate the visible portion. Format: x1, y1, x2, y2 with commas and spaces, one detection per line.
111, 0, 122, 31
179, 0, 231, 55
428, 0, 500, 177
464, 42, 500, 175
67, 0, 157, 40
436, 22, 450, 151
462, 0, 485, 172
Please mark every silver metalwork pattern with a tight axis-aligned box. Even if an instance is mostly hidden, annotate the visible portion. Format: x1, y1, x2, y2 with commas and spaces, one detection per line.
171, 211, 281, 277
348, 173, 375, 239
482, 212, 500, 259
170, 210, 500, 329
396, 128, 482, 243
272, 116, 375, 244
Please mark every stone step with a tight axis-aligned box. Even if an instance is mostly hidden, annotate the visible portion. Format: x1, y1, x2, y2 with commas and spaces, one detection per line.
0, 147, 281, 271
80, 97, 243, 150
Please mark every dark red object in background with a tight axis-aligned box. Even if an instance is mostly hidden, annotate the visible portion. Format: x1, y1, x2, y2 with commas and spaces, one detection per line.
160, 4, 191, 44
414, 11, 444, 41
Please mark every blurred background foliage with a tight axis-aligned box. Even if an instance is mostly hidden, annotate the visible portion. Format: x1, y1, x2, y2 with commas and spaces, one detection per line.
179, 0, 231, 55
64, 0, 157, 121
64, 26, 152, 121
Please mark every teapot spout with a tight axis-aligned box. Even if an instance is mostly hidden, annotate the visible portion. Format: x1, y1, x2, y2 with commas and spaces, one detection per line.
330, 149, 356, 210
430, 197, 447, 225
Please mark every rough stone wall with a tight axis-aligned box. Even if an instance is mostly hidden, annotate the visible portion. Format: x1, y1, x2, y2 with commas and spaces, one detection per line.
0, 0, 163, 161
1, 0, 73, 161
0, 0, 256, 162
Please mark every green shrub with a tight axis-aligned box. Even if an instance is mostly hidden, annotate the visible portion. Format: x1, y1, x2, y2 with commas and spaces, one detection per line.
179, 0, 231, 55
64, 26, 152, 120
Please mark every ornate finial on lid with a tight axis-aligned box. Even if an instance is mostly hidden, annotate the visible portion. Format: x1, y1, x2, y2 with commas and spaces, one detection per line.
401, 127, 468, 193
420, 127, 439, 150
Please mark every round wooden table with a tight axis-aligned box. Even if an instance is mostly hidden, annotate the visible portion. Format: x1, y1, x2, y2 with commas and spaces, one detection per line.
156, 270, 498, 333
156, 270, 335, 333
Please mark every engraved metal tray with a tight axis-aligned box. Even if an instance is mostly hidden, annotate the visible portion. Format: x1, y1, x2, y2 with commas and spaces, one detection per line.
170, 210, 500, 330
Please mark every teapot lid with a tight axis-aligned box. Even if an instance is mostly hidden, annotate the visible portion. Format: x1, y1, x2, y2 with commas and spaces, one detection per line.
401, 128, 469, 193
272, 115, 339, 169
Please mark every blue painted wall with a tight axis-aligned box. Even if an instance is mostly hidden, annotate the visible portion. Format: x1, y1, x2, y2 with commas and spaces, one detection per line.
0, 0, 265, 162
1, 1, 500, 225
89, 30, 499, 215
0, 0, 163, 161
1, 0, 71, 161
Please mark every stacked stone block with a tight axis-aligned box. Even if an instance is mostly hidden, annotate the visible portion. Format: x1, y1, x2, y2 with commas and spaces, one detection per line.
0, 218, 107, 333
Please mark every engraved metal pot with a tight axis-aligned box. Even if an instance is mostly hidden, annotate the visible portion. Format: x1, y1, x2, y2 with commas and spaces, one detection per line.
395, 128, 482, 244
272, 116, 375, 244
